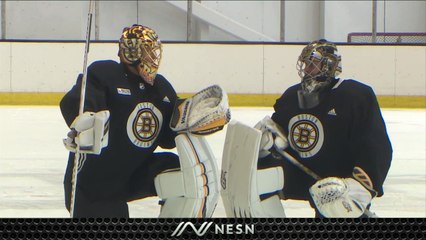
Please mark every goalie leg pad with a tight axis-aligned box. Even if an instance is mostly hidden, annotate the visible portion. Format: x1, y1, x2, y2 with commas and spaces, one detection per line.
154, 133, 219, 218
257, 167, 284, 196
221, 120, 286, 217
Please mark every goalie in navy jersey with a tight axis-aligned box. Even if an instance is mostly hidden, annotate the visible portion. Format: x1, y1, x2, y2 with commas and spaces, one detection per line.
60, 24, 230, 218
221, 39, 392, 218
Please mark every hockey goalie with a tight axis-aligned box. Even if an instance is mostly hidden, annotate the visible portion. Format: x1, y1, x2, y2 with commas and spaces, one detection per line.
221, 39, 392, 218
60, 24, 230, 218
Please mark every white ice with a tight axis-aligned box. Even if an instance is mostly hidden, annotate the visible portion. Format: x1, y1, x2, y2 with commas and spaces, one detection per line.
0, 106, 425, 218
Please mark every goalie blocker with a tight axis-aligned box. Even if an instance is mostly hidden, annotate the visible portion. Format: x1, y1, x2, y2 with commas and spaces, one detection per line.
63, 110, 110, 155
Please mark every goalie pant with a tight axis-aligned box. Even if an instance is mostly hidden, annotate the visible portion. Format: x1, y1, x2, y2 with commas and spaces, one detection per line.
60, 60, 180, 217
260, 78, 393, 217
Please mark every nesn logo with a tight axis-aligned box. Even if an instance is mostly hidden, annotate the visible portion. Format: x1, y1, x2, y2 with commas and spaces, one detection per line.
117, 88, 131, 95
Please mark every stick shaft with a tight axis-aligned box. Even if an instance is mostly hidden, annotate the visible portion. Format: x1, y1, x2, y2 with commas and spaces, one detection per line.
274, 149, 321, 180
70, 0, 95, 218
79, 1, 95, 115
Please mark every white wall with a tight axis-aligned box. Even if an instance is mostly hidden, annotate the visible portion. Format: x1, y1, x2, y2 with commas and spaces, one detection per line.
324, 1, 426, 42
1, 1, 425, 42
0, 42, 424, 96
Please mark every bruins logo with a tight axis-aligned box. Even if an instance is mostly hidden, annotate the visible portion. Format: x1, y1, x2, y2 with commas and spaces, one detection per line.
127, 102, 163, 148
288, 114, 324, 158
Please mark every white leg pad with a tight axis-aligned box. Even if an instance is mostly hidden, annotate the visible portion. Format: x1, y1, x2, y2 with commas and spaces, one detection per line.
257, 167, 284, 195
154, 133, 219, 218
221, 120, 286, 217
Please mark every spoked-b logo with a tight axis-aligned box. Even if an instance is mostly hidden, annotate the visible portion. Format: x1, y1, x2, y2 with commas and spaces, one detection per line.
171, 221, 255, 237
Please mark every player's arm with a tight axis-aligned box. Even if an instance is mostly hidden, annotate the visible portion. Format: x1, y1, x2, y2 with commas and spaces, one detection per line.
60, 63, 109, 126
60, 62, 110, 154
154, 76, 179, 149
351, 87, 393, 197
310, 87, 392, 218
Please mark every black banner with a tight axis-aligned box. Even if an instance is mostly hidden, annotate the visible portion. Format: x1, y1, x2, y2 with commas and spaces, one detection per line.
1, 218, 425, 239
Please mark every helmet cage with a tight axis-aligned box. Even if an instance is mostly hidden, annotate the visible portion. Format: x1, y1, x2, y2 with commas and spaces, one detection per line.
296, 40, 342, 80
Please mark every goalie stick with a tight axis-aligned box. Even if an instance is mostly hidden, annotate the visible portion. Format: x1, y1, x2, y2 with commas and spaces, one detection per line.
69, 0, 95, 218
271, 148, 377, 218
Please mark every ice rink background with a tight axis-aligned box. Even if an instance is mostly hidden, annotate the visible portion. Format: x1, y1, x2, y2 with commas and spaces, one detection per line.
0, 106, 425, 218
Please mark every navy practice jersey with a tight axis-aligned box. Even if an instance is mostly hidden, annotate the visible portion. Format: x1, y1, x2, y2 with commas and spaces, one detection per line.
271, 78, 393, 201
60, 60, 178, 201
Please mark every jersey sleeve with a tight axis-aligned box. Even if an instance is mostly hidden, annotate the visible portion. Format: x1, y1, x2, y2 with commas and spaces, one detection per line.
60, 62, 109, 127
351, 86, 393, 197
271, 87, 297, 135
155, 75, 178, 149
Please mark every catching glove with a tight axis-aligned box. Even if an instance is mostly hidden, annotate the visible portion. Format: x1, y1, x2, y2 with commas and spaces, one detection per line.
309, 177, 373, 218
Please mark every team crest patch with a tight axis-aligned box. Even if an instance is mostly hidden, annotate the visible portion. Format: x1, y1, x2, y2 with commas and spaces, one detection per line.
127, 102, 163, 148
288, 114, 324, 158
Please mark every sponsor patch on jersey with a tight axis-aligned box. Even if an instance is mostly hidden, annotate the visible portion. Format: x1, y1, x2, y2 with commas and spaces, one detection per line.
288, 114, 324, 158
117, 88, 131, 95
127, 102, 163, 148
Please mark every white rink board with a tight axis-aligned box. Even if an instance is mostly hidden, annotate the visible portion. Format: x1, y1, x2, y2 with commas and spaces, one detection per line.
0, 43, 425, 96
0, 106, 425, 218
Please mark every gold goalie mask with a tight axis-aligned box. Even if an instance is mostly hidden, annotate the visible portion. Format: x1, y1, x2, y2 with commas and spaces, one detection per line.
118, 24, 163, 85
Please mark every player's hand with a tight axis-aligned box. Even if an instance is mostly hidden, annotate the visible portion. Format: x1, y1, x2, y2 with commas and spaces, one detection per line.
254, 116, 288, 158
63, 129, 78, 152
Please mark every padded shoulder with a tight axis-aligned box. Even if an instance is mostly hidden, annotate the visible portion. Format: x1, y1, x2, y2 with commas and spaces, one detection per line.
87, 60, 124, 84
88, 60, 121, 72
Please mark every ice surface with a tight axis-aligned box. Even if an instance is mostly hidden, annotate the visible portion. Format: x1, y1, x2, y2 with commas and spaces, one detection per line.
0, 106, 424, 218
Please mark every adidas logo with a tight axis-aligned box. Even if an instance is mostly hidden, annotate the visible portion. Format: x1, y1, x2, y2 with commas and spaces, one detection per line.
328, 108, 337, 116
163, 96, 170, 103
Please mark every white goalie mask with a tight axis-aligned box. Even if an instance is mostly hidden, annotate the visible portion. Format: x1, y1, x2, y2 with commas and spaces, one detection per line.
296, 39, 342, 93
118, 24, 163, 85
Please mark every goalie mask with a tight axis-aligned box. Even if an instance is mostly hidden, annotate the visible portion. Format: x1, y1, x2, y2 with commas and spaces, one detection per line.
296, 39, 342, 109
118, 24, 162, 85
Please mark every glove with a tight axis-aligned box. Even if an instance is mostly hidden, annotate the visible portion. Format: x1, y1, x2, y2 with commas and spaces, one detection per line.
254, 116, 288, 158
309, 177, 373, 218
170, 85, 230, 135
63, 110, 110, 155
